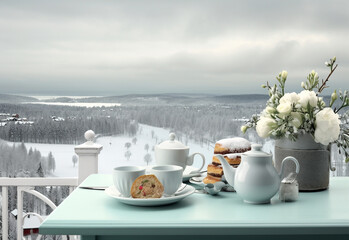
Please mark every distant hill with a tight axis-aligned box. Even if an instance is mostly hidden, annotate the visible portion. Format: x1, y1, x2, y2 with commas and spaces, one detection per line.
0, 94, 38, 103
2, 93, 313, 106
213, 94, 269, 103
41, 93, 270, 105
44, 97, 78, 103
0, 93, 333, 107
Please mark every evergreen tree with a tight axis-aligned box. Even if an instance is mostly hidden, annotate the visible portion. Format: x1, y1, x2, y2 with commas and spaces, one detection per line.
37, 162, 45, 177
47, 151, 55, 172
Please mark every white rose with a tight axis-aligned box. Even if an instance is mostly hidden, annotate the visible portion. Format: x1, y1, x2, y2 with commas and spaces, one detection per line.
290, 112, 303, 128
266, 106, 276, 114
314, 108, 340, 145
277, 103, 292, 116
256, 116, 277, 138
280, 92, 300, 105
298, 90, 318, 108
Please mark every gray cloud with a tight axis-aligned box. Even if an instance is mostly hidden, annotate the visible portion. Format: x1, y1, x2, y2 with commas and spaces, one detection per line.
0, 0, 348, 95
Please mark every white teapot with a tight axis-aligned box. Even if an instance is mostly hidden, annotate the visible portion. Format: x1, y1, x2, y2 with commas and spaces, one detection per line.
155, 133, 206, 172
216, 144, 299, 204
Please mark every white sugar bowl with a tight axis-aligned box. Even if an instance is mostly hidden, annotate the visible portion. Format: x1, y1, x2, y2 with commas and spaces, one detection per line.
154, 133, 205, 172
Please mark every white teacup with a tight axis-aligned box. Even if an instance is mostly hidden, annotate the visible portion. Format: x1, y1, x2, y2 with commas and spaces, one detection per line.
113, 166, 145, 197
151, 165, 183, 196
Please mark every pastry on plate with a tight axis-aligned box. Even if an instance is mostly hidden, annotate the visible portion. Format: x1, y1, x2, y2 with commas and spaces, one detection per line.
212, 154, 241, 165
131, 174, 164, 199
207, 164, 224, 177
203, 174, 222, 184
202, 137, 251, 186
214, 137, 251, 154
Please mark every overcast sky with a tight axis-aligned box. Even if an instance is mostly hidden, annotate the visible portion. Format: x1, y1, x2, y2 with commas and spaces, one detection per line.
0, 0, 348, 96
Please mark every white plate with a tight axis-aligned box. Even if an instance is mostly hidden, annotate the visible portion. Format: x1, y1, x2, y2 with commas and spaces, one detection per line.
105, 184, 195, 206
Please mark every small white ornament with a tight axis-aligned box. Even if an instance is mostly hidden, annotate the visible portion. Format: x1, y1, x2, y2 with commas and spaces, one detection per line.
85, 130, 95, 142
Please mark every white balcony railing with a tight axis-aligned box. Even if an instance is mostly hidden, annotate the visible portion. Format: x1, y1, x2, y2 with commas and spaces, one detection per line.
0, 130, 103, 240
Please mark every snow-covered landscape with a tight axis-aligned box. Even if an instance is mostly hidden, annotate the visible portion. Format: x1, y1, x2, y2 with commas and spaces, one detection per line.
16, 122, 278, 178
20, 124, 215, 177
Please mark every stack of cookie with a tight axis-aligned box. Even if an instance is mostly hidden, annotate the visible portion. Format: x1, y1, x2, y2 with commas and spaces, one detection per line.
203, 137, 251, 184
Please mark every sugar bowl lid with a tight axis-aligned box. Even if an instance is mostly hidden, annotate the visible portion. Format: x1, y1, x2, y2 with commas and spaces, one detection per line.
157, 133, 188, 149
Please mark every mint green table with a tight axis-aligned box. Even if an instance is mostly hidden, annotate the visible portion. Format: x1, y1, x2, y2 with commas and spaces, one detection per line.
40, 174, 349, 240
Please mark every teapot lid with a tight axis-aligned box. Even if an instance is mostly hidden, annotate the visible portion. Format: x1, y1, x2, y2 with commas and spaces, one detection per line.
242, 144, 271, 158
157, 133, 188, 149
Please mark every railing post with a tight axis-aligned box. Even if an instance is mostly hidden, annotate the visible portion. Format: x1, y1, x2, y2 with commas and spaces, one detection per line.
17, 186, 24, 240
2, 186, 8, 240
74, 130, 103, 185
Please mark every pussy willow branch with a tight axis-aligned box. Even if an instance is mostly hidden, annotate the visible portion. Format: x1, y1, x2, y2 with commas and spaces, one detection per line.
335, 101, 348, 113
317, 64, 338, 94
266, 81, 272, 90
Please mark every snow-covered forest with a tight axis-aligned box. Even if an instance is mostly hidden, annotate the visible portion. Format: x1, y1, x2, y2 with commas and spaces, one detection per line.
0, 140, 56, 177
0, 140, 68, 239
0, 99, 267, 179
0, 101, 264, 145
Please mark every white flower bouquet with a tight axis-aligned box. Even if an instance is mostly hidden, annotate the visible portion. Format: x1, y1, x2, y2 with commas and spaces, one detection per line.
242, 57, 349, 162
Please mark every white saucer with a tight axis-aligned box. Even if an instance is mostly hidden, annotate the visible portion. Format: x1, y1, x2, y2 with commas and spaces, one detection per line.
182, 166, 204, 182
189, 174, 235, 192
105, 184, 195, 206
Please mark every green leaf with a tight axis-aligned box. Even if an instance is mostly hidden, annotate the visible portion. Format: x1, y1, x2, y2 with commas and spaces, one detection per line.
307, 102, 312, 118
346, 158, 349, 163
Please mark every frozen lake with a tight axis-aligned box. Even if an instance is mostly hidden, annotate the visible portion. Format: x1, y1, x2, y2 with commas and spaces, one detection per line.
24, 102, 121, 108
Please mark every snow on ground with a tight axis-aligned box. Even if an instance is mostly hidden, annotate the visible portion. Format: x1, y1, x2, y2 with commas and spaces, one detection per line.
22, 142, 79, 177
21, 124, 214, 177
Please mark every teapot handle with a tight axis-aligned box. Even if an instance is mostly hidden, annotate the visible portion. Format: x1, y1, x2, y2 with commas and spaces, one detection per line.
279, 156, 300, 179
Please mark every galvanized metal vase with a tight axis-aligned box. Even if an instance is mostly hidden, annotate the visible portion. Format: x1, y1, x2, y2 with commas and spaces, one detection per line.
274, 133, 333, 191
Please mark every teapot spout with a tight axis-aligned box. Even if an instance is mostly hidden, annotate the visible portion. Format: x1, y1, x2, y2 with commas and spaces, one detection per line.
215, 154, 236, 188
